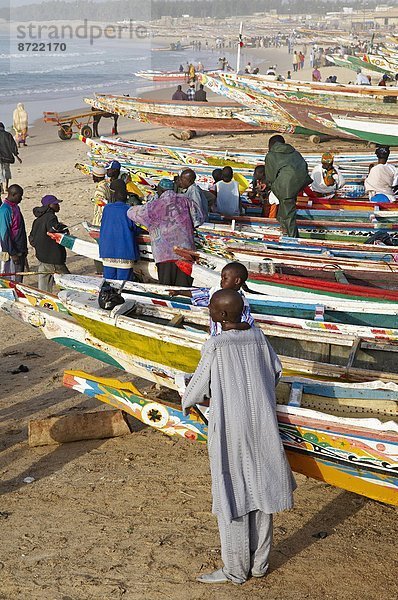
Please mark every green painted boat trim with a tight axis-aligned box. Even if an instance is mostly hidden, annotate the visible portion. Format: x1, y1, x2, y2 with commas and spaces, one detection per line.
346, 55, 386, 74
334, 126, 398, 148
299, 231, 369, 243
54, 337, 124, 369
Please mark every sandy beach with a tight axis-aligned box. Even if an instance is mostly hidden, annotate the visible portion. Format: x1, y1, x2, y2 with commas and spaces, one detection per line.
0, 47, 397, 600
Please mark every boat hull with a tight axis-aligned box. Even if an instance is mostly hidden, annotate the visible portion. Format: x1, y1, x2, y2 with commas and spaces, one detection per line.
65, 370, 398, 506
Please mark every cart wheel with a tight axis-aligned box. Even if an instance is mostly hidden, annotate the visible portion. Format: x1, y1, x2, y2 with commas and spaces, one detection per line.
80, 125, 93, 138
58, 126, 73, 140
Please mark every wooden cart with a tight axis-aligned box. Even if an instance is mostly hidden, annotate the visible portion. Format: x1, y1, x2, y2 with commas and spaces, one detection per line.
43, 110, 105, 140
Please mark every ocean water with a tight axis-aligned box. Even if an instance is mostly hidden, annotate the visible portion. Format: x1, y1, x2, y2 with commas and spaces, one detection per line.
0, 30, 240, 125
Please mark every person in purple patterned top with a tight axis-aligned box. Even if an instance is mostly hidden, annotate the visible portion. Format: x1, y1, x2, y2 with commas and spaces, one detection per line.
127, 179, 198, 286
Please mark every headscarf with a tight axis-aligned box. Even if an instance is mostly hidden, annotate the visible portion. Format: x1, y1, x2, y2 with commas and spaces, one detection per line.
13, 103, 28, 131
321, 153, 336, 187
321, 152, 334, 165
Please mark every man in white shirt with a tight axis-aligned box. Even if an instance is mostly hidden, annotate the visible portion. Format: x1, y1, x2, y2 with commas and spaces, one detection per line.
356, 69, 370, 85
365, 146, 398, 203
215, 166, 241, 216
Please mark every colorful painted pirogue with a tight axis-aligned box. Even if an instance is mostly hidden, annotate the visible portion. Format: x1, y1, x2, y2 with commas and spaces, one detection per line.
64, 370, 398, 506
0, 287, 397, 504
78, 135, 375, 201
82, 135, 398, 177
4, 285, 398, 388
331, 116, 398, 147
214, 73, 398, 139
50, 232, 398, 305
84, 94, 275, 134
54, 273, 398, 330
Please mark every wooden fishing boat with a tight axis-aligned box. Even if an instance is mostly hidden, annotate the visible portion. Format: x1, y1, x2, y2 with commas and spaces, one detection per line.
198, 72, 316, 136
80, 134, 372, 188
296, 197, 398, 212
86, 221, 391, 263
59, 290, 398, 372
202, 214, 398, 242
0, 278, 67, 313
331, 115, 398, 147
50, 232, 398, 305
54, 273, 398, 329
84, 94, 272, 135
64, 370, 398, 506
135, 68, 222, 82
90, 136, 398, 175
3, 287, 398, 388
218, 73, 398, 139
346, 53, 398, 76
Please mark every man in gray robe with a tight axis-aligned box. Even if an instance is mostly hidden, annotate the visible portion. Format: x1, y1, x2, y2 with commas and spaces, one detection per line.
183, 289, 296, 585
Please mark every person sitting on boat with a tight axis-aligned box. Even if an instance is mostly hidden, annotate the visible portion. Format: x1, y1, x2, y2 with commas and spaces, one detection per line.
187, 83, 196, 101
356, 69, 370, 86
308, 153, 346, 199
172, 85, 188, 101
29, 194, 69, 292
168, 261, 254, 336
365, 146, 398, 203
182, 289, 295, 585
378, 74, 389, 87
178, 168, 208, 223
311, 67, 322, 82
214, 166, 241, 217
99, 180, 139, 282
194, 84, 207, 102
208, 168, 222, 196
91, 165, 111, 227
248, 164, 277, 218
127, 178, 197, 287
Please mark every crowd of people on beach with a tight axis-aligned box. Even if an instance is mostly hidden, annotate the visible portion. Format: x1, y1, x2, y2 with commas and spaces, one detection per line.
2, 127, 398, 294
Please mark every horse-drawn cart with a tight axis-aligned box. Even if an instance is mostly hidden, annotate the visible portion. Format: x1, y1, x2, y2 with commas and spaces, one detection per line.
43, 110, 118, 140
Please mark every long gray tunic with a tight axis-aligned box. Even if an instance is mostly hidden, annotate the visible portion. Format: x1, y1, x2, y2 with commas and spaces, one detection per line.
183, 327, 296, 523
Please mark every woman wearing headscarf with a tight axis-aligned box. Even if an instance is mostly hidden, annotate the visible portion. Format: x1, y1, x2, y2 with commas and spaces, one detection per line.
308, 152, 346, 199
13, 103, 29, 147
